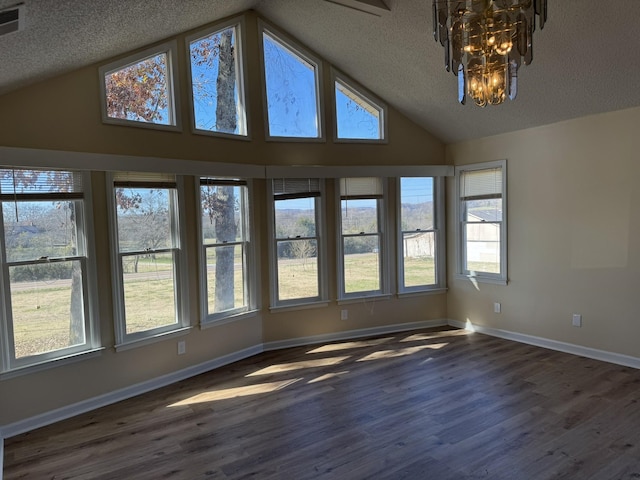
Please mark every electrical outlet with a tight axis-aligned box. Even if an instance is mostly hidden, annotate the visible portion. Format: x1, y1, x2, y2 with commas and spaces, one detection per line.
494, 302, 501, 313
177, 340, 186, 355
341, 309, 348, 320
572, 314, 582, 327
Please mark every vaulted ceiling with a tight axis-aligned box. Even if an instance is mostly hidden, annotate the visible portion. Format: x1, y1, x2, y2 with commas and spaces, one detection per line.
1, 0, 639, 144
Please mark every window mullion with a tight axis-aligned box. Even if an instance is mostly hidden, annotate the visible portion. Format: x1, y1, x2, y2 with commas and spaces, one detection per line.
207, 240, 244, 248
0, 218, 11, 370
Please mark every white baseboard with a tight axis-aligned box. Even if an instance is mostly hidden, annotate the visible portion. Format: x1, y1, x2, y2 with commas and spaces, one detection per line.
5, 314, 637, 475
263, 319, 449, 351
0, 345, 263, 440
0, 319, 449, 442
448, 319, 640, 369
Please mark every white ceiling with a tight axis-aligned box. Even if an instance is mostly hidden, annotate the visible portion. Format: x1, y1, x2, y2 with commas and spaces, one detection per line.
1, 0, 639, 144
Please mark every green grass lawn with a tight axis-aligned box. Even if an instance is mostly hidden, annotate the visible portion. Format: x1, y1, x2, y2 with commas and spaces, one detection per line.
466, 260, 500, 274
11, 253, 437, 359
11, 282, 77, 359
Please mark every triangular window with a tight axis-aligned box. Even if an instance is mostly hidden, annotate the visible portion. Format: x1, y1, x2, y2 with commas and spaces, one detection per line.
188, 19, 248, 137
99, 41, 179, 129
260, 25, 323, 139
334, 75, 385, 141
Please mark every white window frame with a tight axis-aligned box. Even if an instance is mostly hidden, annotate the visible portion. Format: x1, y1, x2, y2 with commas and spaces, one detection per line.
107, 172, 190, 350
331, 69, 387, 143
397, 176, 446, 294
98, 40, 181, 131
186, 16, 250, 139
0, 168, 100, 374
197, 177, 256, 325
337, 177, 390, 301
455, 160, 508, 285
258, 20, 325, 142
267, 178, 328, 309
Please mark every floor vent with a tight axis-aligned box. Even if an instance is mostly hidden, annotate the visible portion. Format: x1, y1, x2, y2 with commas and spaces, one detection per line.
0, 4, 24, 37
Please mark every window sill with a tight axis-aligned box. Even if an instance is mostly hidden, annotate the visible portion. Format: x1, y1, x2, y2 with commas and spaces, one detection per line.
264, 135, 326, 144
337, 294, 391, 305
192, 128, 251, 142
397, 287, 448, 298
200, 309, 259, 329
102, 117, 182, 133
0, 347, 105, 381
455, 274, 508, 286
269, 301, 329, 313
114, 326, 192, 352
333, 137, 388, 145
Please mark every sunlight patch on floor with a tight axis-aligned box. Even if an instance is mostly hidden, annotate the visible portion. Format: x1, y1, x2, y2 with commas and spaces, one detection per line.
306, 337, 392, 354
401, 330, 469, 342
168, 379, 302, 407
307, 371, 350, 384
246, 356, 351, 376
357, 344, 447, 361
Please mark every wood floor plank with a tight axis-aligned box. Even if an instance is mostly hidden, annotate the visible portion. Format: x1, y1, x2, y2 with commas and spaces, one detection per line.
5, 327, 640, 479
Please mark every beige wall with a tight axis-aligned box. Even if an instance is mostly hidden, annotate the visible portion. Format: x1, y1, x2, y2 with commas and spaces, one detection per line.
0, 12, 442, 167
0, 11, 446, 427
447, 106, 640, 357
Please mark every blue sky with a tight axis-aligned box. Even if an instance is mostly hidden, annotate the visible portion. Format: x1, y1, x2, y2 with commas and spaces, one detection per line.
186, 27, 434, 212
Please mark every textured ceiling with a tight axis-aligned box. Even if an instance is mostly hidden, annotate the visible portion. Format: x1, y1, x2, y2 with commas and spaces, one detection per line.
1, 0, 639, 144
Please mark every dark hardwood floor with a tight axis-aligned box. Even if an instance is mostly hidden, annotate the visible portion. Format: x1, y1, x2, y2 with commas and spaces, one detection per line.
5, 327, 640, 479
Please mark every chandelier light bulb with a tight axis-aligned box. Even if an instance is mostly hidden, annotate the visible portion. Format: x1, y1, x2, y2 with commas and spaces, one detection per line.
433, 0, 548, 107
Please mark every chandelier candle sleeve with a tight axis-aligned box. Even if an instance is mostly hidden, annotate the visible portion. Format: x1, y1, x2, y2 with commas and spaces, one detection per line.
433, 0, 547, 107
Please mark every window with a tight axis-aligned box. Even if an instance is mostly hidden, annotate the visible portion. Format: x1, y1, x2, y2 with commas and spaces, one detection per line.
334, 73, 386, 141
108, 172, 189, 347
456, 161, 507, 283
99, 41, 180, 130
0, 168, 99, 372
398, 177, 445, 292
187, 19, 248, 137
198, 178, 254, 323
260, 24, 323, 139
338, 177, 387, 299
269, 178, 326, 307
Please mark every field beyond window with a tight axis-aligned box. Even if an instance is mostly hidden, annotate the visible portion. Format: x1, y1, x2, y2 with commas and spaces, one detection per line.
0, 168, 93, 369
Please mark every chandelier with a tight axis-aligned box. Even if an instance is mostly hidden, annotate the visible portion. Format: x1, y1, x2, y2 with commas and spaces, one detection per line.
433, 0, 547, 107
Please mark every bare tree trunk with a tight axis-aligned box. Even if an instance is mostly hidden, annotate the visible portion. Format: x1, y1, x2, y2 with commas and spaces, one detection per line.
216, 30, 236, 134
214, 187, 237, 311
214, 30, 238, 311
68, 202, 85, 345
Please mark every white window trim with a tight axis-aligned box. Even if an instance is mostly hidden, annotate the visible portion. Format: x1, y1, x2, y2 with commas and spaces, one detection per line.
396, 176, 446, 294
337, 177, 390, 301
0, 348, 105, 381
455, 160, 508, 285
258, 19, 325, 143
107, 172, 191, 349
186, 16, 250, 140
267, 178, 328, 309
98, 40, 181, 132
331, 68, 388, 144
196, 177, 257, 326
0, 170, 101, 374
